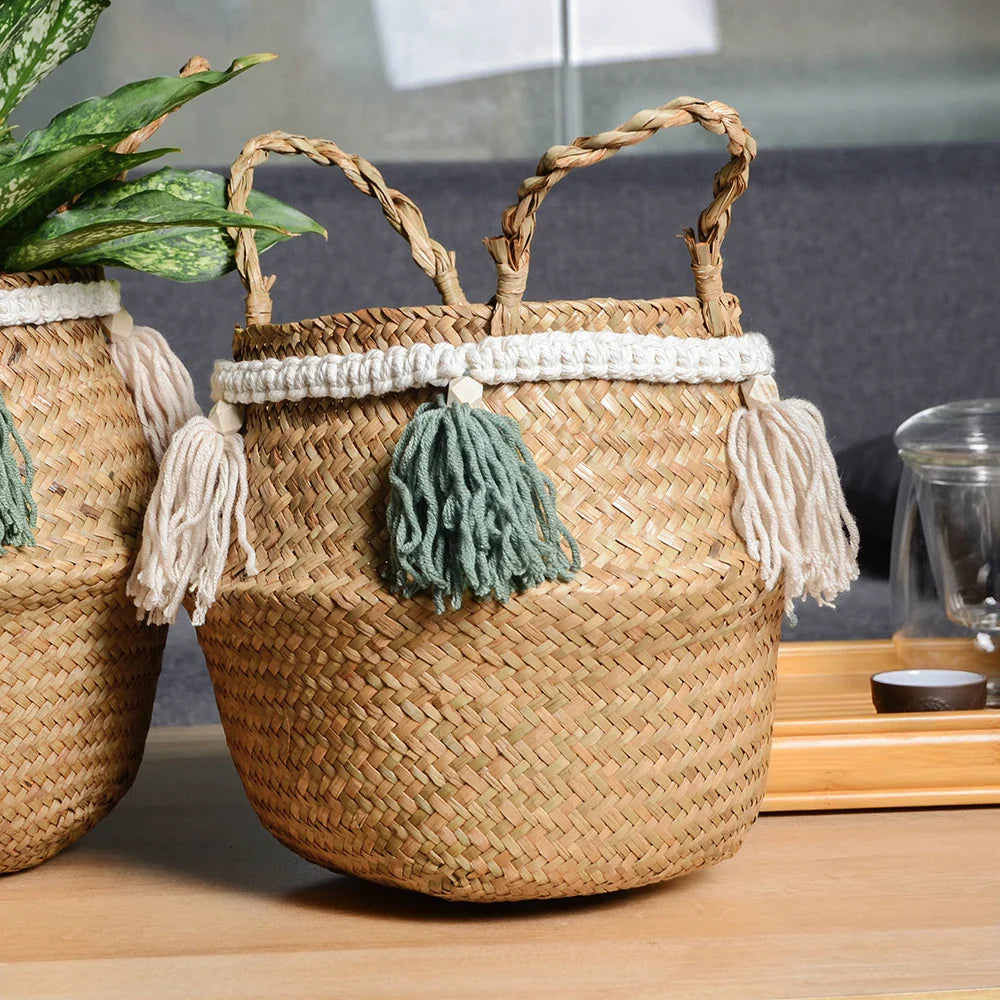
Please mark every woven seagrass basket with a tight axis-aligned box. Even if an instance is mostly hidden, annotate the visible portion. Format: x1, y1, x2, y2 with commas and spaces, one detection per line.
0, 267, 165, 874
198, 97, 784, 901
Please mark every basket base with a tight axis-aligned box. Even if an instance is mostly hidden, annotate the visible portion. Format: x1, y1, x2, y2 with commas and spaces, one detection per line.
254, 804, 763, 902
0, 595, 165, 875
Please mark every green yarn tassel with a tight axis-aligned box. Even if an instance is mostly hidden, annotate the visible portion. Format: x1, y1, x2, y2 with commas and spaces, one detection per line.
384, 396, 580, 613
0, 393, 36, 553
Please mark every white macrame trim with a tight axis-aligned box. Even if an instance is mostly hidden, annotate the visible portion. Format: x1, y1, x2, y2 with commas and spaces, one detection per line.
211, 330, 774, 405
0, 280, 120, 327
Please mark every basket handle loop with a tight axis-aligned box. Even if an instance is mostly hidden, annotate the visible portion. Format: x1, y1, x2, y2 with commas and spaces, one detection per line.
228, 131, 467, 326
484, 97, 756, 337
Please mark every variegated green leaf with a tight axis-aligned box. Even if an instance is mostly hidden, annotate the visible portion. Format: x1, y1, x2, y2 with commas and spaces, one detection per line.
0, 53, 276, 244
0, 143, 175, 244
16, 53, 276, 159
79, 166, 325, 239
52, 224, 303, 282
0, 134, 17, 162
41, 165, 326, 281
0, 139, 103, 226
0, 0, 108, 122
1, 189, 290, 270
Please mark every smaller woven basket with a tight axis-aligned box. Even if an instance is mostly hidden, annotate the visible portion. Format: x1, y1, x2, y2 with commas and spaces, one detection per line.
0, 267, 165, 873
197, 97, 784, 901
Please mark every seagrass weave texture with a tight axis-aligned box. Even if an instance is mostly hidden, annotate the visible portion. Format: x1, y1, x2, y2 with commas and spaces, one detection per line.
198, 97, 784, 901
0, 267, 165, 874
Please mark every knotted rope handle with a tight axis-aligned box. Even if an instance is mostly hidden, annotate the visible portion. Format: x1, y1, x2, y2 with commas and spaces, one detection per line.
227, 132, 467, 326
484, 96, 756, 336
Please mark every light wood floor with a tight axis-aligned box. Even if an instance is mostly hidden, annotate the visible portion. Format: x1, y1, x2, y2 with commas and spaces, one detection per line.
1, 725, 998, 1000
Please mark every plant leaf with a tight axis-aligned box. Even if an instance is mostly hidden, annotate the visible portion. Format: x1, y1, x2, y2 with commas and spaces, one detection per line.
1, 189, 290, 271
52, 225, 298, 282
0, 139, 103, 226
32, 165, 327, 281
0, 0, 109, 122
0, 143, 176, 245
15, 53, 276, 159
79, 166, 325, 238
0, 52, 277, 255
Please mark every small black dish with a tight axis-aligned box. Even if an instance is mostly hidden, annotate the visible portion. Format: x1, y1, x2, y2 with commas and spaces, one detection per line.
870, 668, 988, 713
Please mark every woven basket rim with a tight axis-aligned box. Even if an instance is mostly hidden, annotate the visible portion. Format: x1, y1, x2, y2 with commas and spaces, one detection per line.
237, 292, 730, 333
234, 291, 743, 359
0, 266, 104, 290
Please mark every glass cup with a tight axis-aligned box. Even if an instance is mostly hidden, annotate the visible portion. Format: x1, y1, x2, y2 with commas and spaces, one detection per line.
891, 400, 1000, 703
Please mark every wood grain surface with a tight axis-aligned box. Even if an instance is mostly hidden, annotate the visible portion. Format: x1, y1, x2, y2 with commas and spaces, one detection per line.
766, 641, 1000, 811
1, 724, 998, 1000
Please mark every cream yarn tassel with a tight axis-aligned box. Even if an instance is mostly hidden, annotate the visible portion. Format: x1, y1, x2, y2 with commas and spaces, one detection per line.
127, 402, 257, 626
105, 308, 201, 463
728, 375, 859, 614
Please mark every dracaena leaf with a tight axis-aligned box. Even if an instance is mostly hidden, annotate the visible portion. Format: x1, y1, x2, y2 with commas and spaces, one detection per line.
15, 53, 276, 160
0, 0, 109, 122
0, 143, 176, 244
1, 189, 290, 271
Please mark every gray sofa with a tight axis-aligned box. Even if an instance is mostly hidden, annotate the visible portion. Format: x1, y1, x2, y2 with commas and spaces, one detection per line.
115, 141, 1000, 726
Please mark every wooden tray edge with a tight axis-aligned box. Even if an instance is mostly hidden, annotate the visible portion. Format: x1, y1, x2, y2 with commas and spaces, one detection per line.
762, 639, 1000, 812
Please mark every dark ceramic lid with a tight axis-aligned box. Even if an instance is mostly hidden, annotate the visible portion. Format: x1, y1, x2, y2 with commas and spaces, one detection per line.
895, 398, 1000, 469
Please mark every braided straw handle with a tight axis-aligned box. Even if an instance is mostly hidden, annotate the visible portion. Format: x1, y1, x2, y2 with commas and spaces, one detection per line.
228, 132, 467, 326
484, 97, 756, 336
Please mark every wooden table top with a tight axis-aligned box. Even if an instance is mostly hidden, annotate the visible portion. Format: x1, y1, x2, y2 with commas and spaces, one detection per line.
2, 724, 998, 1000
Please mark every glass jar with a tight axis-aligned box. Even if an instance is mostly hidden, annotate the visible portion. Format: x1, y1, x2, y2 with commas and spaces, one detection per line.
891, 399, 1000, 704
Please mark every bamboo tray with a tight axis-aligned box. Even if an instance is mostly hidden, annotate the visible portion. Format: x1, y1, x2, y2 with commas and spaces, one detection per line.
762, 640, 1000, 812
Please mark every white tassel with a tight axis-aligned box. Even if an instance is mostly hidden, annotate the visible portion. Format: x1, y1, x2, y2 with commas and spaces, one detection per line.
127, 401, 257, 626
105, 308, 201, 463
728, 375, 859, 615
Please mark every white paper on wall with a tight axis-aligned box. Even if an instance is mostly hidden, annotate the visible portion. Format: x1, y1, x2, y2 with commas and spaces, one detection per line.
372, 0, 561, 91
568, 0, 718, 65
373, 0, 719, 90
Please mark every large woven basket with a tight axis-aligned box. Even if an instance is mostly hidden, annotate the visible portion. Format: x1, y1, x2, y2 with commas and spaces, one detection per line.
0, 267, 165, 874
199, 97, 784, 901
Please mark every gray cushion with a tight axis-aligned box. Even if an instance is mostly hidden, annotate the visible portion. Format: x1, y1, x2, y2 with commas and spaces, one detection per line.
117, 140, 1000, 449
783, 576, 891, 643
836, 435, 902, 577
152, 614, 216, 726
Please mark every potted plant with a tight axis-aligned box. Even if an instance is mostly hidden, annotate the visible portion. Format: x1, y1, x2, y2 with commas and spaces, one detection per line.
0, 0, 320, 873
